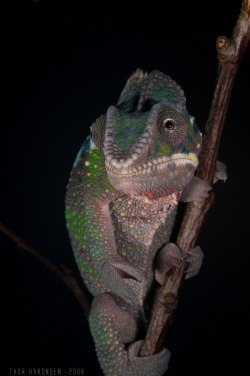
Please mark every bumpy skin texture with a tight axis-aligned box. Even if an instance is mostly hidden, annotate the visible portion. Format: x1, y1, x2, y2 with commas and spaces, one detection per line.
65, 70, 205, 376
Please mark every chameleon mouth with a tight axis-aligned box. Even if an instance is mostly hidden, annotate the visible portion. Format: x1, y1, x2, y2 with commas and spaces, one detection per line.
106, 152, 199, 177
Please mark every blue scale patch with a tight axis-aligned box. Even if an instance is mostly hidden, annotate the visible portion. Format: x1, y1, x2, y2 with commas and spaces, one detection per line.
73, 136, 91, 168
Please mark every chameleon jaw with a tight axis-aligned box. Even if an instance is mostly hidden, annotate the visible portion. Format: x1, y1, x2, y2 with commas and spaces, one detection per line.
105, 152, 199, 178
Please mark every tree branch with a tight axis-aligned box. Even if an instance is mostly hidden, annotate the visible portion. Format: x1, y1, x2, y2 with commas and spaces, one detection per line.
140, 0, 250, 357
0, 222, 91, 320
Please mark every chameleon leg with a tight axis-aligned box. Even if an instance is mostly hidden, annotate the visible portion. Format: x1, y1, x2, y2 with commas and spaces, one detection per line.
89, 293, 170, 376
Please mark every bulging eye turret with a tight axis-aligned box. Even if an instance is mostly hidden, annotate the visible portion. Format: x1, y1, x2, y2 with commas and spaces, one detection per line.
157, 108, 187, 147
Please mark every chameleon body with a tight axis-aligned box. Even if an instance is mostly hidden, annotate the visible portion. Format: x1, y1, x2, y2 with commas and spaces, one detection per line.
65, 70, 208, 375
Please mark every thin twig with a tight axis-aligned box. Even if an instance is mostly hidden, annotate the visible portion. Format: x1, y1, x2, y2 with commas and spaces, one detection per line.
140, 0, 250, 357
0, 222, 90, 319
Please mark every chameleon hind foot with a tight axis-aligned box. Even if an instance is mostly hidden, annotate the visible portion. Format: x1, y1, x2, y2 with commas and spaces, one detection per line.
89, 293, 170, 376
127, 340, 170, 376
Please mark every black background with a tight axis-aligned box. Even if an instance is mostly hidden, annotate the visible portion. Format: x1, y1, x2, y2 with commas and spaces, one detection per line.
1, 0, 250, 375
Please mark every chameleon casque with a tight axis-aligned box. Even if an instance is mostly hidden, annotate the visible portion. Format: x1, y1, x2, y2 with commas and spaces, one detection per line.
65, 69, 211, 375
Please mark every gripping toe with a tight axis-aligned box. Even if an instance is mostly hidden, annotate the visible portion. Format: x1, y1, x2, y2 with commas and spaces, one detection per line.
128, 340, 170, 376
185, 246, 204, 279
155, 243, 182, 285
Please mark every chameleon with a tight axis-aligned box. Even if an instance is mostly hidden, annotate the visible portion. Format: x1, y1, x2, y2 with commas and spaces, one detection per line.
65, 69, 212, 375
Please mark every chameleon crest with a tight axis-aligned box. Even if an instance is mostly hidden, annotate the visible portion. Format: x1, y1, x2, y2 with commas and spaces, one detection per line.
66, 69, 207, 376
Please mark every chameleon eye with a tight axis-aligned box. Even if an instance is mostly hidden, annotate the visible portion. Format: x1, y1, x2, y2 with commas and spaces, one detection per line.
157, 108, 187, 147
163, 119, 175, 130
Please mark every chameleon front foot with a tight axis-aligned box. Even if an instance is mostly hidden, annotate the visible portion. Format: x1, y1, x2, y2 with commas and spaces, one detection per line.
155, 243, 204, 284
181, 176, 211, 202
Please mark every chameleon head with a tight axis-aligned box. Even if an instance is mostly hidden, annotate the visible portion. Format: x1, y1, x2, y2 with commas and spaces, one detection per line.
103, 71, 202, 198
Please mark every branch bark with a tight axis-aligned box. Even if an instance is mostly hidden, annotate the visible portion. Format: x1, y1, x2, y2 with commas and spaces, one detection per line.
140, 0, 250, 357
0, 222, 91, 320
